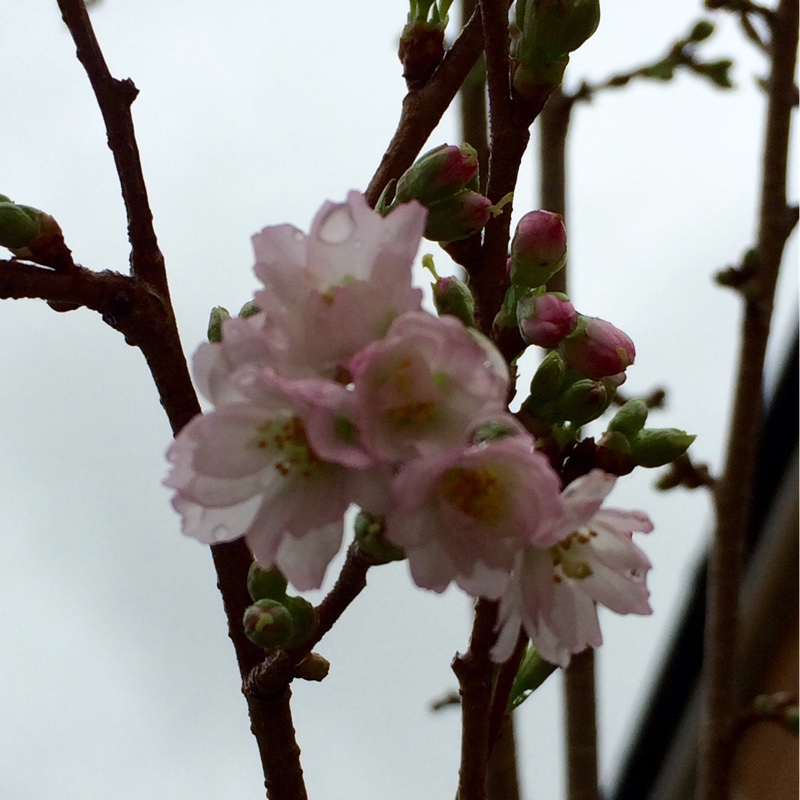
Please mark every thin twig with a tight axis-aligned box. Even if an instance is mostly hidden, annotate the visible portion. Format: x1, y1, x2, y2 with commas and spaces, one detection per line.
459, 0, 489, 187
697, 1, 798, 798
56, 0, 167, 294
365, 9, 485, 207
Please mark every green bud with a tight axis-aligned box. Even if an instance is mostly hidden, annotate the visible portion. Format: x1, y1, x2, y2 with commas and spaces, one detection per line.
354, 511, 406, 563
283, 596, 318, 646
556, 378, 610, 426
423, 189, 492, 243
238, 300, 261, 318
247, 562, 288, 602
512, 58, 568, 104
243, 599, 296, 649
698, 59, 733, 89
432, 274, 476, 327
517, 0, 600, 65
0, 194, 11, 203
394, 144, 479, 207
207, 306, 230, 343
0, 201, 39, 249
630, 428, 696, 468
529, 350, 567, 404
595, 430, 635, 475
688, 20, 714, 42
608, 398, 649, 438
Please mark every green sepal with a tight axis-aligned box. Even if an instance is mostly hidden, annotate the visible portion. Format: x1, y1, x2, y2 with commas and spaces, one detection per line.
247, 562, 289, 602
243, 599, 296, 649
507, 646, 558, 712
207, 306, 230, 343
0, 201, 39, 249
283, 596, 318, 647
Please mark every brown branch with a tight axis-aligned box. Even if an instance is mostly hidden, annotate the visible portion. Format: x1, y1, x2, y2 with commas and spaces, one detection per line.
56, 0, 167, 295
247, 687, 309, 800
697, 1, 798, 798
365, 8, 485, 207
453, 598, 498, 800
564, 649, 600, 800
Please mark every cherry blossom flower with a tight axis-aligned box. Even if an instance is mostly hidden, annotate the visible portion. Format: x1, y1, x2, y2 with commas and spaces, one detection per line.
492, 469, 653, 666
252, 191, 426, 377
165, 369, 390, 591
385, 424, 565, 595
348, 310, 509, 462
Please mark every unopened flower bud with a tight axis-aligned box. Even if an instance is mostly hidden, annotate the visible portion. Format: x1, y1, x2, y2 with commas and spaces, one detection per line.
688, 20, 714, 42
0, 201, 38, 249
512, 58, 568, 105
560, 316, 636, 380
517, 291, 577, 347
283, 596, 318, 646
608, 398, 649, 438
243, 599, 295, 649
630, 428, 696, 468
529, 349, 567, 403
556, 378, 610, 426
207, 306, 230, 343
431, 274, 476, 327
516, 0, 601, 65
424, 190, 493, 243
510, 210, 567, 288
395, 144, 479, 207
398, 20, 446, 88
355, 511, 406, 563
247, 562, 288, 602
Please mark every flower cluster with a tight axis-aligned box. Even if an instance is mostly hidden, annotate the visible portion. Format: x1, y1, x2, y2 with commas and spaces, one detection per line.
165, 192, 655, 665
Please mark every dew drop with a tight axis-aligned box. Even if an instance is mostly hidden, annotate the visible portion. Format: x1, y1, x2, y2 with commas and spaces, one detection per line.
318, 207, 355, 244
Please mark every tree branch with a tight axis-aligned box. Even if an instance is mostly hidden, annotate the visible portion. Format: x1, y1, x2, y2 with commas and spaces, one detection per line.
697, 1, 798, 797
56, 0, 168, 295
365, 8, 485, 207
453, 599, 498, 800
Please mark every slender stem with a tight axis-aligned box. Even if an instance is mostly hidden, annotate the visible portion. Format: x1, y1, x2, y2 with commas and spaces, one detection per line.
487, 716, 521, 800
697, 1, 798, 798
537, 85, 572, 294
459, 0, 489, 187
56, 0, 167, 294
564, 649, 600, 800
365, 9, 485, 207
454, 599, 498, 800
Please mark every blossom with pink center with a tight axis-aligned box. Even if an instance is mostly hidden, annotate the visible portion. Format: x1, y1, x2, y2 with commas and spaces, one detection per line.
492, 470, 654, 666
251, 192, 426, 377
385, 425, 565, 595
560, 316, 636, 380
348, 310, 509, 462
164, 370, 390, 591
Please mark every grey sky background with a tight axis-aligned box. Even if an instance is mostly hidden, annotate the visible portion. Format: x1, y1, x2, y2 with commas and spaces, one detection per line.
1, 1, 796, 799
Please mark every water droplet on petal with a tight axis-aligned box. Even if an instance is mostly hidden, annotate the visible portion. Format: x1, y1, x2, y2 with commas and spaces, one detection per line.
318, 207, 355, 244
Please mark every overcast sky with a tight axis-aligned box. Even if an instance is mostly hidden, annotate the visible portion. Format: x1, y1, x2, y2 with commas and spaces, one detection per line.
0, 1, 796, 799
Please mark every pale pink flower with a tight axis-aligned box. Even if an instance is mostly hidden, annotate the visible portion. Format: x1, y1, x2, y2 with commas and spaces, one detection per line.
252, 192, 426, 377
492, 470, 653, 666
165, 370, 389, 591
349, 311, 509, 462
385, 426, 565, 595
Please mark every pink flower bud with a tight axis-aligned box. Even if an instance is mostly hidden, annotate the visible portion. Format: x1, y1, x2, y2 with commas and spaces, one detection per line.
394, 144, 479, 207
517, 291, 577, 347
510, 210, 567, 288
560, 316, 636, 380
424, 190, 492, 243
